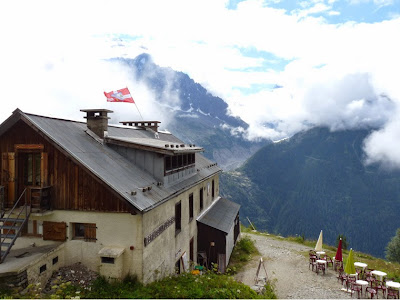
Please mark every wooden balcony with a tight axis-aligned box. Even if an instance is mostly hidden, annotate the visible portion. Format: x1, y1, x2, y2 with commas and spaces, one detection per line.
29, 186, 52, 213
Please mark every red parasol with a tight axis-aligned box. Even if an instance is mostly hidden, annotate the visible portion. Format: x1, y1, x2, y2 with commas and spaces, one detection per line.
335, 238, 343, 261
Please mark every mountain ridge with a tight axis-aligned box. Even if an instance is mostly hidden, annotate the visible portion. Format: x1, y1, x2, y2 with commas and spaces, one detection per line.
221, 126, 400, 258
111, 53, 268, 169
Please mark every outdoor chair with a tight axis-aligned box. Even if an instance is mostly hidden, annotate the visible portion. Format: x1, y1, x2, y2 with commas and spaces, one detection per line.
373, 280, 387, 298
345, 276, 357, 292
309, 255, 317, 271
366, 287, 377, 299
351, 283, 362, 299
387, 287, 399, 299
365, 268, 374, 278
316, 261, 326, 275
334, 260, 343, 271
366, 275, 376, 288
356, 268, 363, 279
338, 272, 347, 288
324, 255, 334, 268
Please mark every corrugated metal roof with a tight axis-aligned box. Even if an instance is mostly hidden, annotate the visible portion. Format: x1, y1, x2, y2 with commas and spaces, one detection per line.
19, 111, 221, 213
197, 197, 240, 234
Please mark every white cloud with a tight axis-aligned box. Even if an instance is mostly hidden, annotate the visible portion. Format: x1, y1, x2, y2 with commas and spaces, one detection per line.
0, 0, 400, 168
363, 114, 400, 169
348, 0, 394, 5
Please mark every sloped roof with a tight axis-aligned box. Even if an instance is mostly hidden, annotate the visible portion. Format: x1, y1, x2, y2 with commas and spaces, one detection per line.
197, 197, 240, 234
0, 109, 221, 213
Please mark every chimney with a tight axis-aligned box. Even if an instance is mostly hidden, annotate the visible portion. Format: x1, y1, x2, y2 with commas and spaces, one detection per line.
120, 121, 160, 132
80, 109, 113, 138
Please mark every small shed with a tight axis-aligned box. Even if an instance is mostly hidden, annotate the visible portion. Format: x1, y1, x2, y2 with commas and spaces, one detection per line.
197, 197, 240, 272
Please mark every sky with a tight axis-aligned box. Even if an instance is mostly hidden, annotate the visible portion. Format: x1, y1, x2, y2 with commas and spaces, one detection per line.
1, 0, 400, 168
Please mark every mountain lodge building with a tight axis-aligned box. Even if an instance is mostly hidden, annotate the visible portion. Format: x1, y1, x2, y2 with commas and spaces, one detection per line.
0, 108, 240, 287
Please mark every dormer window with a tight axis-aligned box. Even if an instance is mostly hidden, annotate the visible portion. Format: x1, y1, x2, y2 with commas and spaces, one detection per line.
165, 153, 195, 175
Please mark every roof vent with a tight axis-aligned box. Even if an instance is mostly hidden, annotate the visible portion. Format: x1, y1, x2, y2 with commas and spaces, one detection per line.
120, 121, 161, 132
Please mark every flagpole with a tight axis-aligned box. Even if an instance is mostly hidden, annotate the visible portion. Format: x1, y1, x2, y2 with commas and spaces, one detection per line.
134, 103, 144, 120
127, 86, 144, 121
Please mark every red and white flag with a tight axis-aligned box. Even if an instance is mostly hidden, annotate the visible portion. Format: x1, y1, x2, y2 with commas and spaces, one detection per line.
104, 87, 134, 103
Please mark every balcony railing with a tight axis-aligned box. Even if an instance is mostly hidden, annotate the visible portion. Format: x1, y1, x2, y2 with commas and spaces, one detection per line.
30, 186, 52, 212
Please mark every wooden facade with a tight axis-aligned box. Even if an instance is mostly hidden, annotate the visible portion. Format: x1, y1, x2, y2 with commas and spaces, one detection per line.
197, 222, 226, 266
0, 120, 131, 213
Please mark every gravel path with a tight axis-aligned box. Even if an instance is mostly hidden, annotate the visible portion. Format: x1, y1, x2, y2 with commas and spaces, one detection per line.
234, 233, 353, 299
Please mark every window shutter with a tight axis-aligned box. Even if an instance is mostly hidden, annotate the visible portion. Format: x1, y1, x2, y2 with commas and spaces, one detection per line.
43, 221, 67, 241
84, 223, 97, 242
2, 152, 15, 205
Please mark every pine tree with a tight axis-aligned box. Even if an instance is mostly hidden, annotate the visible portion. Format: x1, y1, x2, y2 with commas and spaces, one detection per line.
386, 228, 400, 263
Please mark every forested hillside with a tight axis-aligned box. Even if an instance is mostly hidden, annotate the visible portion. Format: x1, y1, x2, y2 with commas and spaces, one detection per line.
221, 127, 400, 257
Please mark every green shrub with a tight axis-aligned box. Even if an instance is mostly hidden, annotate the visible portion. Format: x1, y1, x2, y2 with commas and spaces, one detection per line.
83, 272, 274, 299
237, 237, 258, 255
386, 228, 400, 263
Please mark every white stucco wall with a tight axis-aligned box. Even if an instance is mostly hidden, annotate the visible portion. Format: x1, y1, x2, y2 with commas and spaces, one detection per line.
31, 210, 143, 281
25, 243, 66, 288
141, 174, 219, 283
29, 174, 220, 284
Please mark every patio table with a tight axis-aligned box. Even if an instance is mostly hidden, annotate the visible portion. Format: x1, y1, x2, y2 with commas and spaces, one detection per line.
354, 262, 367, 271
371, 270, 387, 282
386, 281, 400, 299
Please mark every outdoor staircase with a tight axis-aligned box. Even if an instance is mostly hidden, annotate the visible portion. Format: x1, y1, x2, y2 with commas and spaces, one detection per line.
0, 188, 30, 264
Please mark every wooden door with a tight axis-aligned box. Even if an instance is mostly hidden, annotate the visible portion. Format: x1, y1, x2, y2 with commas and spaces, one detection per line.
17, 152, 42, 205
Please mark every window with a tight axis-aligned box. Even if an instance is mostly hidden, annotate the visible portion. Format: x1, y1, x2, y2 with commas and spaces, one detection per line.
172, 156, 178, 169
189, 193, 193, 221
199, 188, 203, 211
52, 256, 58, 265
166, 156, 172, 171
175, 201, 181, 234
212, 180, 215, 198
40, 264, 47, 273
72, 223, 97, 242
101, 257, 115, 264
165, 153, 196, 175
178, 155, 183, 167
22, 152, 41, 186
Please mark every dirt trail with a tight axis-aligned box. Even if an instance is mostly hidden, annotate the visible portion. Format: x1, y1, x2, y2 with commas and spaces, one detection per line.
235, 233, 353, 299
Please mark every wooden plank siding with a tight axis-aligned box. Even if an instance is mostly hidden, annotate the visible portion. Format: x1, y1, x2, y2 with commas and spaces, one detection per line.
0, 120, 132, 212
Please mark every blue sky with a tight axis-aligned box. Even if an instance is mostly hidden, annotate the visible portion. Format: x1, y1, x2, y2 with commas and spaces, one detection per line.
1, 0, 400, 167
